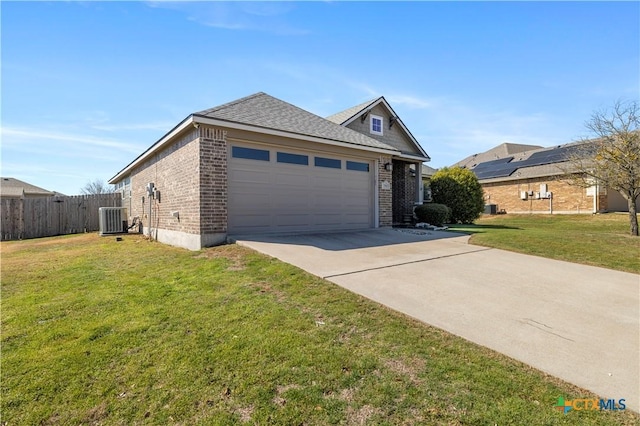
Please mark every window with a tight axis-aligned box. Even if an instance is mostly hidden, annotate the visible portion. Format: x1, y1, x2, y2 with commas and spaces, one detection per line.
370, 115, 383, 135
346, 161, 369, 172
277, 152, 308, 165
116, 177, 131, 199
314, 157, 341, 169
232, 146, 270, 161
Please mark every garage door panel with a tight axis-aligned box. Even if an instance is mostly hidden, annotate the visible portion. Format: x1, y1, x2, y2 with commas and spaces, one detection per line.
229, 214, 272, 228
314, 214, 343, 225
274, 214, 313, 226
229, 169, 266, 184
275, 174, 310, 187
228, 143, 373, 234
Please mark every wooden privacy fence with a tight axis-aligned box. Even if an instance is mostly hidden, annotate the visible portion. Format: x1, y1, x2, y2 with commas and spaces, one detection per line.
1, 193, 121, 241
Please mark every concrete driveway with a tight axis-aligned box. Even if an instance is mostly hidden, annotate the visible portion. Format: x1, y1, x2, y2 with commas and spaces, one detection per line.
233, 229, 640, 412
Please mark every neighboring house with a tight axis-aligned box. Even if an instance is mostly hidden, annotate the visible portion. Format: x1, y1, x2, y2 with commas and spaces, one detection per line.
109, 92, 431, 250
455, 142, 637, 214
0, 177, 55, 199
420, 164, 438, 202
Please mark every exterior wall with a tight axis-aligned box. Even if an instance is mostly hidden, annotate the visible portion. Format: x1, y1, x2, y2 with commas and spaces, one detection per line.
378, 155, 392, 227
129, 128, 202, 248
482, 177, 595, 214
120, 123, 394, 248
391, 160, 417, 223
344, 104, 416, 154
606, 190, 640, 212
127, 127, 228, 250
199, 128, 228, 245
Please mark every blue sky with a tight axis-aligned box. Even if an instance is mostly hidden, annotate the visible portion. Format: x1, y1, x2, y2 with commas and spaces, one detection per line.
2, 1, 638, 196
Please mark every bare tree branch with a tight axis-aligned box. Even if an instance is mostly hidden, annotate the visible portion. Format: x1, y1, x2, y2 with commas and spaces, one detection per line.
563, 100, 640, 236
80, 179, 115, 195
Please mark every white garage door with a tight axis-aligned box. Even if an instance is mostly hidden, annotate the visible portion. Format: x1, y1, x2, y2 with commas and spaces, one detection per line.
228, 143, 374, 234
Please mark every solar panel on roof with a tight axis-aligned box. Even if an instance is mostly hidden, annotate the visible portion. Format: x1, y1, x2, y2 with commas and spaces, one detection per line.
474, 166, 518, 179
470, 142, 597, 180
472, 156, 514, 170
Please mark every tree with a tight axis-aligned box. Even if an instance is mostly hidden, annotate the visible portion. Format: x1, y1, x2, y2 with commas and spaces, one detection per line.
430, 166, 484, 224
564, 100, 639, 236
80, 179, 115, 195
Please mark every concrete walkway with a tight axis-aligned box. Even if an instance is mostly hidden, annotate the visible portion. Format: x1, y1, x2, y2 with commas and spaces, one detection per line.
234, 229, 640, 412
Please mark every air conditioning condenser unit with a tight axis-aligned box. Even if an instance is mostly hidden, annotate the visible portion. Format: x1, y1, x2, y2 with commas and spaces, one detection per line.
99, 207, 128, 236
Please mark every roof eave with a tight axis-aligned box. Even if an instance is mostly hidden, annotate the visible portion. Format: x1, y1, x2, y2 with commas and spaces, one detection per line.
109, 115, 195, 184
340, 96, 430, 160
394, 152, 431, 162
109, 114, 401, 183
192, 115, 400, 156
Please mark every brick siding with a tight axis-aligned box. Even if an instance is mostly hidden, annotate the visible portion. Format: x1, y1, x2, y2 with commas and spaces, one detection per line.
199, 131, 228, 234
130, 129, 202, 235
378, 155, 392, 226
391, 160, 417, 223
127, 126, 228, 241
482, 177, 597, 214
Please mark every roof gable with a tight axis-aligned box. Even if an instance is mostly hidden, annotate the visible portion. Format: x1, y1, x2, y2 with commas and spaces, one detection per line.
326, 96, 430, 161
195, 92, 397, 152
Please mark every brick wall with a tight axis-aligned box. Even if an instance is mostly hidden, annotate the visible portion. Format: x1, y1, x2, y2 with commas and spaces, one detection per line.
127, 126, 229, 248
199, 129, 228, 235
378, 155, 392, 226
130, 129, 202, 235
482, 177, 595, 214
391, 160, 417, 223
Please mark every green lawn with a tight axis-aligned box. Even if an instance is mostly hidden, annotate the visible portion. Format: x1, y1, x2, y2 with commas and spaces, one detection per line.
449, 213, 640, 274
1, 233, 638, 425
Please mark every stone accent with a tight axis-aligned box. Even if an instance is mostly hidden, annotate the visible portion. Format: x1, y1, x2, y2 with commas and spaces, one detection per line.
482, 177, 596, 214
378, 156, 392, 227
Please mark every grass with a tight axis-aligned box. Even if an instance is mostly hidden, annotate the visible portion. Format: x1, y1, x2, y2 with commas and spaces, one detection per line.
448, 213, 640, 274
2, 233, 638, 425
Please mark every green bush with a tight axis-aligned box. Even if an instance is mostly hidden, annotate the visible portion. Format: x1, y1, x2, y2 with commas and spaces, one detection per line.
414, 203, 451, 226
430, 166, 484, 224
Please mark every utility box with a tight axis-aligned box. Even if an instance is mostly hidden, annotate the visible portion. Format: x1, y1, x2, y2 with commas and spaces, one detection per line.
484, 204, 497, 215
520, 191, 528, 200
99, 207, 128, 235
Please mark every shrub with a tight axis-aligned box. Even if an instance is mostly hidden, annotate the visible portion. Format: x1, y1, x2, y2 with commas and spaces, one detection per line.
414, 203, 451, 226
430, 166, 484, 224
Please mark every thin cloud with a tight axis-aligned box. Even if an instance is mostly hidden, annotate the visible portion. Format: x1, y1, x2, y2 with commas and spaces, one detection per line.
1, 127, 143, 154
386, 94, 433, 110
146, 2, 309, 35
90, 122, 174, 132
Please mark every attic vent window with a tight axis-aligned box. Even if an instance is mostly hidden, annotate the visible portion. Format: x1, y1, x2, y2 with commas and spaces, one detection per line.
370, 115, 383, 136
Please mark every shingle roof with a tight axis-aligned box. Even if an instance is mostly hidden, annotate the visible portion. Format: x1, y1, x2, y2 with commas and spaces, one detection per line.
195, 92, 398, 152
1, 177, 54, 197
325, 98, 378, 125
461, 141, 594, 182
421, 164, 438, 177
454, 143, 543, 169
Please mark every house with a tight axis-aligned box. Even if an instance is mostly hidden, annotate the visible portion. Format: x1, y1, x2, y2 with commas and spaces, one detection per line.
109, 92, 430, 250
420, 164, 438, 202
0, 177, 55, 199
455, 142, 637, 214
